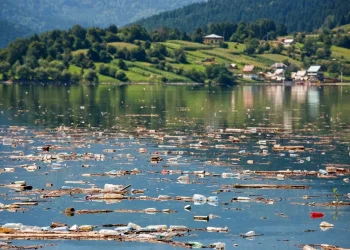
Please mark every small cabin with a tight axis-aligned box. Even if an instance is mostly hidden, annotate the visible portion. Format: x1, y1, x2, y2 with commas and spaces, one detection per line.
270, 63, 287, 69
204, 34, 224, 46
307, 65, 324, 81
280, 38, 295, 47
229, 63, 237, 69
293, 70, 308, 81
242, 65, 258, 80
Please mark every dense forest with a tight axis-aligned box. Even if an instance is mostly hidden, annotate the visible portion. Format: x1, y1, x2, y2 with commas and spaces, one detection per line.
0, 0, 202, 38
0, 18, 349, 84
137, 0, 350, 33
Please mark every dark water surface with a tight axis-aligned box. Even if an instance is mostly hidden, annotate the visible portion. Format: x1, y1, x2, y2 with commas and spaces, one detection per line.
0, 84, 349, 249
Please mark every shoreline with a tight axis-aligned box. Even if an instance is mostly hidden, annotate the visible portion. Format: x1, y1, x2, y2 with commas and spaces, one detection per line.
1, 81, 350, 86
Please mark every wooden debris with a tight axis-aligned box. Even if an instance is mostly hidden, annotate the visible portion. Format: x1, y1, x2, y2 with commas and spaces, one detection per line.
222, 184, 309, 189
0, 232, 194, 249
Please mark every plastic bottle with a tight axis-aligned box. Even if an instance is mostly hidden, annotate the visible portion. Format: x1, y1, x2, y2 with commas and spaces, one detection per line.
12, 181, 26, 185
211, 242, 226, 249
79, 225, 93, 231
207, 227, 228, 232
2, 223, 23, 229
158, 195, 171, 200
114, 226, 132, 232
310, 212, 325, 219
146, 225, 167, 231
69, 225, 78, 231
193, 194, 207, 202
143, 208, 157, 214
127, 222, 141, 230
244, 231, 255, 237
207, 196, 219, 202
194, 215, 209, 221
61, 186, 72, 190
187, 242, 205, 248
303, 245, 316, 250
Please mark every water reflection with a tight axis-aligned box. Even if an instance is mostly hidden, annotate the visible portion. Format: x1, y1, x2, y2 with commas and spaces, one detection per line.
0, 84, 350, 134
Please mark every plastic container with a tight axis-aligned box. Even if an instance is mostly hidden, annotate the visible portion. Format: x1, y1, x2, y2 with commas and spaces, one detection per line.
310, 212, 325, 219
99, 229, 121, 235
104, 184, 123, 191
2, 223, 23, 229
319, 169, 328, 175
51, 226, 68, 232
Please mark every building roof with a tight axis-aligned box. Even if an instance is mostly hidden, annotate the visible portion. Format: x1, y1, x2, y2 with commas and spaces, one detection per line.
242, 65, 255, 72
283, 39, 294, 44
274, 69, 284, 75
204, 34, 224, 39
296, 70, 307, 76
230, 63, 237, 68
307, 65, 321, 73
271, 63, 287, 69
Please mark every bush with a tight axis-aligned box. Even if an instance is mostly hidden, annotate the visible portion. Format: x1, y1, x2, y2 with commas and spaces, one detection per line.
115, 71, 128, 81
220, 43, 229, 49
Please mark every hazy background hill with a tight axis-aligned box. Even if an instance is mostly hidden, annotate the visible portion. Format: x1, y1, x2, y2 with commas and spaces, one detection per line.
0, 0, 204, 47
137, 0, 350, 33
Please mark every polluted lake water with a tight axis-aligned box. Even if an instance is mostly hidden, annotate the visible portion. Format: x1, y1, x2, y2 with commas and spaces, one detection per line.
0, 84, 349, 249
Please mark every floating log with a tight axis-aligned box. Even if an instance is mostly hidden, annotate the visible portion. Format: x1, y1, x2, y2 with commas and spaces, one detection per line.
73, 209, 176, 215
222, 184, 309, 189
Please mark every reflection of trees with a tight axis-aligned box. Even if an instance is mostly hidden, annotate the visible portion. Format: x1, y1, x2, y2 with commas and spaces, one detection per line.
0, 84, 349, 133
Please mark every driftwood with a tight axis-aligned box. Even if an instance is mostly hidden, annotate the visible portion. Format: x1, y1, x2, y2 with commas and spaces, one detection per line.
74, 209, 176, 215
222, 184, 309, 189
291, 202, 350, 207
301, 244, 349, 250
0, 243, 56, 249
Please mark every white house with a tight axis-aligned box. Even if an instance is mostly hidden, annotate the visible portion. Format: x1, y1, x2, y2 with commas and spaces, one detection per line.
307, 65, 324, 81
242, 65, 258, 80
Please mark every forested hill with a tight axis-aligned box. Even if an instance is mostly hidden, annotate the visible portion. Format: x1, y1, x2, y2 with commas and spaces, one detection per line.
0, 0, 203, 47
0, 20, 33, 49
136, 0, 350, 33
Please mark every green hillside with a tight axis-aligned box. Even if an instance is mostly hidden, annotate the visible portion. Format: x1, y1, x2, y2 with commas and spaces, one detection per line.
0, 21, 349, 84
136, 0, 350, 33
